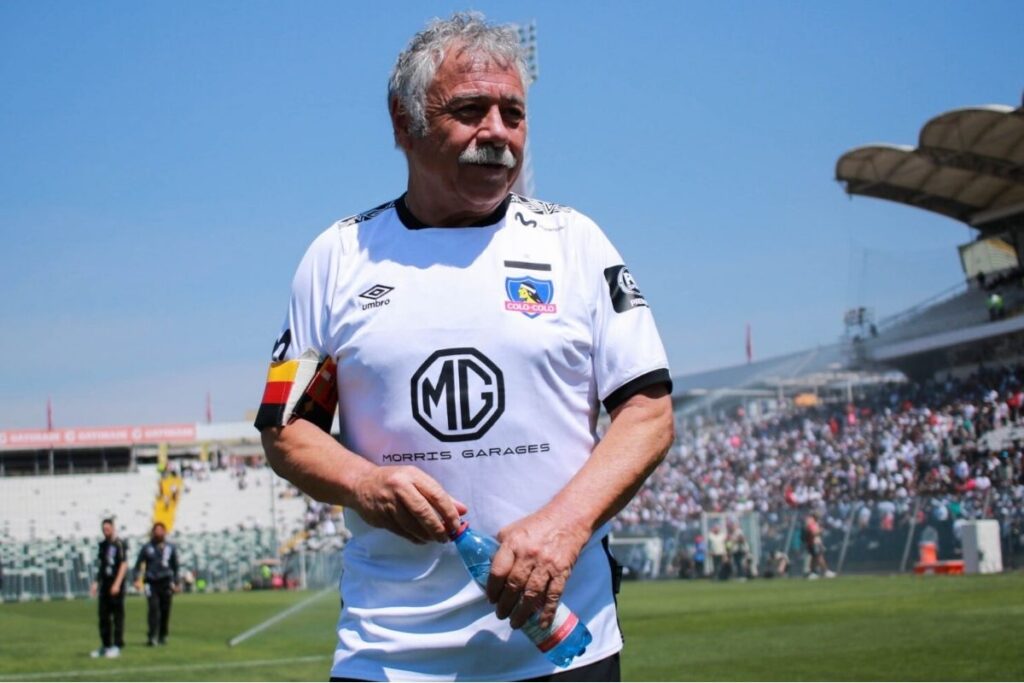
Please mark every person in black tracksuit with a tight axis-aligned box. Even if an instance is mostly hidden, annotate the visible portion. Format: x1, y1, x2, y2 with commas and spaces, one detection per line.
91, 518, 128, 657
133, 522, 179, 646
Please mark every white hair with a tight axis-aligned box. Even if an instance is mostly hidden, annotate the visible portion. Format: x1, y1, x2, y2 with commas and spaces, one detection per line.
388, 12, 529, 138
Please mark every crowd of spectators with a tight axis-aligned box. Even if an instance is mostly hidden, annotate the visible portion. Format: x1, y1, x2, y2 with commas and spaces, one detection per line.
614, 365, 1024, 571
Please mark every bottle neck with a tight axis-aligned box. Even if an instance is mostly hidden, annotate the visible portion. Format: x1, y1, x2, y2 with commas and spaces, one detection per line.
449, 520, 470, 541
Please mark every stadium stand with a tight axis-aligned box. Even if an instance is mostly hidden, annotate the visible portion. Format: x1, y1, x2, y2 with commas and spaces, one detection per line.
837, 95, 1024, 380
0, 469, 158, 542
0, 425, 347, 601
172, 466, 308, 538
872, 286, 994, 344
616, 363, 1024, 578
0, 462, 310, 543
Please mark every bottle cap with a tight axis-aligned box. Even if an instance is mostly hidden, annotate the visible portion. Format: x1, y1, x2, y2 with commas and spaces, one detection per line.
448, 520, 469, 540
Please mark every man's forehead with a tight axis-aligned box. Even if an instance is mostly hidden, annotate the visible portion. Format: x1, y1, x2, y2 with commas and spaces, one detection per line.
445, 44, 516, 74
433, 46, 523, 92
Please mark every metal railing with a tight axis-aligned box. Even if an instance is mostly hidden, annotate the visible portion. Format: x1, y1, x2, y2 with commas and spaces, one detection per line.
873, 280, 969, 334
611, 495, 1023, 579
0, 528, 348, 602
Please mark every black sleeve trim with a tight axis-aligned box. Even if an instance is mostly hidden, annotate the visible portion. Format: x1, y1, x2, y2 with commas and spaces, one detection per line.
602, 368, 672, 413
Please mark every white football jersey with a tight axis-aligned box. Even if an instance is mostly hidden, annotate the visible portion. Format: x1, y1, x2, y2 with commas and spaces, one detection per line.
264, 193, 671, 681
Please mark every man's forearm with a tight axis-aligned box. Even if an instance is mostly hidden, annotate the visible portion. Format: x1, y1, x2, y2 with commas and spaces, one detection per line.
262, 418, 466, 544
544, 386, 673, 536
261, 419, 376, 507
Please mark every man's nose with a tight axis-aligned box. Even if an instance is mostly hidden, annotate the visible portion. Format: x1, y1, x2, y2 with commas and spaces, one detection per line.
476, 104, 510, 146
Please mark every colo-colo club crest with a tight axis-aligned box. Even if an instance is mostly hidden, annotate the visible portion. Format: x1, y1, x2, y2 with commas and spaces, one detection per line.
504, 276, 556, 318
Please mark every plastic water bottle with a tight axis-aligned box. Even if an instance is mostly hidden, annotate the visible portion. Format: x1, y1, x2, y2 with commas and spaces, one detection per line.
449, 521, 592, 667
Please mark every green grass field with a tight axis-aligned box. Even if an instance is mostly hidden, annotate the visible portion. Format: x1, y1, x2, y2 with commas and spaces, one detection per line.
1, 573, 1021, 681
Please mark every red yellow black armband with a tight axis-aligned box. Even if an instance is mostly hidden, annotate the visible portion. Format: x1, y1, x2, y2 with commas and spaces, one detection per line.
253, 349, 338, 433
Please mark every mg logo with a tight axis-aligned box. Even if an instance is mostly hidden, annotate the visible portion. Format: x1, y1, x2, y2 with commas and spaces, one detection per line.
411, 348, 505, 442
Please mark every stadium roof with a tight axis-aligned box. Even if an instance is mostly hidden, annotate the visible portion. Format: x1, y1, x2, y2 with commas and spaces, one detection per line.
836, 100, 1024, 232
674, 344, 849, 397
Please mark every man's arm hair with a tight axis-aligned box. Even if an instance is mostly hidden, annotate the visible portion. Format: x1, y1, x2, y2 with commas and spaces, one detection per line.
261, 420, 376, 507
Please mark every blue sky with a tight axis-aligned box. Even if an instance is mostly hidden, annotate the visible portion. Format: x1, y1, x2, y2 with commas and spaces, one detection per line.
1, 1, 1021, 428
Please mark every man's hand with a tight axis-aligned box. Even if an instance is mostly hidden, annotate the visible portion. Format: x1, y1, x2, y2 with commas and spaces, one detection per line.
89, 582, 97, 598
486, 510, 591, 630
134, 579, 143, 592
485, 385, 673, 631
109, 583, 121, 596
353, 466, 467, 544
262, 421, 467, 545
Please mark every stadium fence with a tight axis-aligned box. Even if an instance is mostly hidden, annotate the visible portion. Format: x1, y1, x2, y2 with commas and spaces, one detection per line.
611, 494, 1023, 580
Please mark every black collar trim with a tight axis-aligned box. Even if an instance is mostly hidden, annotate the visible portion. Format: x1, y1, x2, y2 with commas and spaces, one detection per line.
395, 193, 511, 230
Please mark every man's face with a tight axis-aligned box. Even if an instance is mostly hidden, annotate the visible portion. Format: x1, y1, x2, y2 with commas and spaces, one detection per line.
395, 44, 526, 215
102, 522, 114, 541
153, 525, 166, 543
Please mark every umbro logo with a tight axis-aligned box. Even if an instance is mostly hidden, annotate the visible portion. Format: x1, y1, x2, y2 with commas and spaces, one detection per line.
359, 284, 394, 311
360, 285, 394, 300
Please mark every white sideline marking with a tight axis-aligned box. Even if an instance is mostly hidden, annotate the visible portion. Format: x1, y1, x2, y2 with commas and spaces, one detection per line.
228, 586, 336, 647
0, 654, 330, 681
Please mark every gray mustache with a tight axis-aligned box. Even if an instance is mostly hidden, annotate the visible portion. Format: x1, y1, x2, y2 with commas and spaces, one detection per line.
458, 144, 517, 169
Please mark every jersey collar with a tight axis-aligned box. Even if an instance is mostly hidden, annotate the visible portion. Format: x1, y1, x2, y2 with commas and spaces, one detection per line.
395, 193, 511, 230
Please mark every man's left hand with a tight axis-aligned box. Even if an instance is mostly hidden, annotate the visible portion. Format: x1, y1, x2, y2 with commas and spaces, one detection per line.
486, 511, 591, 630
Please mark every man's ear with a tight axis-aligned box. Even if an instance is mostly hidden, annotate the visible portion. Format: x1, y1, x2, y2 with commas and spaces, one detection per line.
389, 97, 413, 151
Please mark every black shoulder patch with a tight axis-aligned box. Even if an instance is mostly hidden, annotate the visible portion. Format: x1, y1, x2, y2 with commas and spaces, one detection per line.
604, 265, 649, 312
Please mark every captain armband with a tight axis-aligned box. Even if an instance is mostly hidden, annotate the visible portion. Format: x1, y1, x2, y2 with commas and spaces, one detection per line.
253, 348, 338, 432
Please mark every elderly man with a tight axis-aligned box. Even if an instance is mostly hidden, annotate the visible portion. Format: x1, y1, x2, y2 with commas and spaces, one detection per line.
257, 12, 673, 682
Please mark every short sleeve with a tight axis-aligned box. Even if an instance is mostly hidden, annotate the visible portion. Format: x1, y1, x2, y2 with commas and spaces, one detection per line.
269, 227, 341, 363
583, 217, 672, 413
254, 227, 342, 431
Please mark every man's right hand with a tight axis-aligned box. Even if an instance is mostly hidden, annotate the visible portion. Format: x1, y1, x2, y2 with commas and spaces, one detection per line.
352, 466, 466, 544
89, 582, 97, 597
261, 421, 466, 544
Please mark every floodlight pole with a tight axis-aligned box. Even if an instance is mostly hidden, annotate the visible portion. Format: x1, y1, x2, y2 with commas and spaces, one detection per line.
512, 21, 539, 198
517, 21, 539, 85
